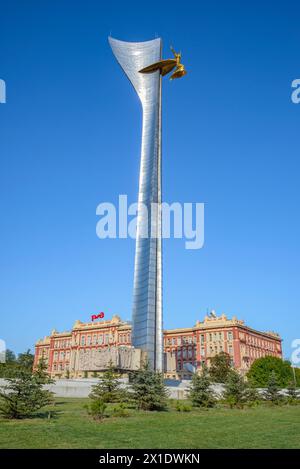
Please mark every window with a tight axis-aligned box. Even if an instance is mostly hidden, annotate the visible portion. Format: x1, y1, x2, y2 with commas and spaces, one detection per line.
228, 345, 233, 355
172, 337, 176, 345
98, 334, 103, 345
200, 334, 205, 345
105, 334, 109, 344
227, 331, 233, 341
177, 337, 181, 346
81, 336, 85, 346
93, 335, 97, 345
87, 336, 91, 346
201, 347, 205, 357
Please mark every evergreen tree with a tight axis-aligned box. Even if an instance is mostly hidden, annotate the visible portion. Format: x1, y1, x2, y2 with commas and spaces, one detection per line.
0, 368, 54, 419
5, 349, 16, 364
0, 349, 16, 378
224, 370, 247, 408
210, 352, 232, 383
17, 349, 34, 371
85, 399, 107, 421
244, 384, 261, 406
263, 371, 283, 405
131, 361, 168, 411
34, 358, 54, 385
188, 365, 215, 408
89, 360, 123, 403
286, 380, 299, 403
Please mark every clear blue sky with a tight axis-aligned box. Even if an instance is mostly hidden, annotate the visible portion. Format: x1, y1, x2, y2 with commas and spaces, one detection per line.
1, 1, 299, 359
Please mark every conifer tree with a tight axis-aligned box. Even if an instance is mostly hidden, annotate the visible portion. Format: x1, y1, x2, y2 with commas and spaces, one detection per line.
263, 371, 283, 405
188, 365, 215, 408
89, 360, 123, 403
0, 367, 54, 419
34, 358, 54, 385
244, 384, 261, 406
286, 380, 299, 403
224, 370, 247, 408
131, 361, 168, 411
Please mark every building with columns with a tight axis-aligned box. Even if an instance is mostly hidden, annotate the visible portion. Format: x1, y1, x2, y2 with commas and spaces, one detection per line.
34, 312, 282, 379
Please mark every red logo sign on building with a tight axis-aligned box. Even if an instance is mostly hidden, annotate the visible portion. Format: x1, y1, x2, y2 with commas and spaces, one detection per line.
91, 312, 105, 322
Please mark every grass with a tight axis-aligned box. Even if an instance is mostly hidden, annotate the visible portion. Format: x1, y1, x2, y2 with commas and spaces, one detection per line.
0, 398, 300, 448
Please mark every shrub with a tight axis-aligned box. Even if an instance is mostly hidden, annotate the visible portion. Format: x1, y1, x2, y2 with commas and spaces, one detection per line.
112, 402, 130, 417
175, 401, 192, 412
85, 399, 107, 421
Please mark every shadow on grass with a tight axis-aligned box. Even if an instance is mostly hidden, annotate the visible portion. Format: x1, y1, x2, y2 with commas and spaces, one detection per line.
32, 410, 61, 420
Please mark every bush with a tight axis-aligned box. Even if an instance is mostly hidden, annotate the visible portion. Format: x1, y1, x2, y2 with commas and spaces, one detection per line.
85, 399, 107, 421
175, 401, 192, 412
112, 402, 130, 417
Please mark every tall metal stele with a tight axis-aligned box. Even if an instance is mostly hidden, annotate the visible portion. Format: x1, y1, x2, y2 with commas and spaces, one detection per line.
109, 37, 186, 371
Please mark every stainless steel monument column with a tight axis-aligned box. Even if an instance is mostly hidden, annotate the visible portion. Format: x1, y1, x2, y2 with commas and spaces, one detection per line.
109, 37, 163, 370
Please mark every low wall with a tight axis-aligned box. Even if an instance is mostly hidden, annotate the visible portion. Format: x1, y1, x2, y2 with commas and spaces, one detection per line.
0, 378, 225, 400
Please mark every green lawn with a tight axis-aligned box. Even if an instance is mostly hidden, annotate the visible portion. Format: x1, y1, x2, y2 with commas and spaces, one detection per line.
0, 398, 299, 449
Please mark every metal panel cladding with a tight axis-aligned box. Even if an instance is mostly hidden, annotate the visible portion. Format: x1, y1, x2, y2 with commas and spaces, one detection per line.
109, 37, 163, 371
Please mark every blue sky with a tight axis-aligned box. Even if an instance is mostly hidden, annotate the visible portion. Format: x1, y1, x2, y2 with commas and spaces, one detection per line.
1, 0, 299, 359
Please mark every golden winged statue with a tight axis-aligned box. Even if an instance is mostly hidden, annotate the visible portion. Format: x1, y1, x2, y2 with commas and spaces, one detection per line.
139, 46, 187, 80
